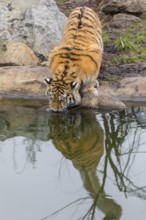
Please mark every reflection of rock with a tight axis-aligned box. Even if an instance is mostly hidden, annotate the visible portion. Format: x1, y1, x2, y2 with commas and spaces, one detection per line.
0, 0, 67, 59
0, 100, 49, 141
0, 41, 39, 66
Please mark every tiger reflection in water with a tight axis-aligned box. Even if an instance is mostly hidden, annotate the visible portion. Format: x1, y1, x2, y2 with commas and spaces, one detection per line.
48, 110, 122, 219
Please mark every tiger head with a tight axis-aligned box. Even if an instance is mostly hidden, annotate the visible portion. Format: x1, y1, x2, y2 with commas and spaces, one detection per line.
45, 78, 82, 112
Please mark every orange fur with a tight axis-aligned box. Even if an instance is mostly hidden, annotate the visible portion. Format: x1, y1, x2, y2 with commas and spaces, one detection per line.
46, 7, 103, 112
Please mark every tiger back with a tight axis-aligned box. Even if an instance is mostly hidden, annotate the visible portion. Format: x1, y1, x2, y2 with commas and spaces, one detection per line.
45, 7, 103, 112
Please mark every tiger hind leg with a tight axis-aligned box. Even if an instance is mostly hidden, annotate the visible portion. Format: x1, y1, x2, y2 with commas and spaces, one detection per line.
80, 80, 99, 108
81, 80, 99, 98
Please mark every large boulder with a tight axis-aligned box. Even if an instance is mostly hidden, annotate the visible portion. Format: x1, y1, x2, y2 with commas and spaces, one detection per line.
0, 66, 49, 98
0, 41, 39, 66
98, 0, 146, 18
0, 0, 67, 60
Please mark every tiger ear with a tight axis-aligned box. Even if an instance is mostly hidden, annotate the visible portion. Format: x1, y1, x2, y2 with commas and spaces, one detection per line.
70, 81, 80, 90
44, 78, 52, 85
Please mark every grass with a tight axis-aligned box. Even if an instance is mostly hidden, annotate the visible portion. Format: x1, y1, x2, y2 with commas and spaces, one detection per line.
104, 20, 146, 65
55, 0, 68, 3
102, 32, 110, 44
114, 35, 136, 52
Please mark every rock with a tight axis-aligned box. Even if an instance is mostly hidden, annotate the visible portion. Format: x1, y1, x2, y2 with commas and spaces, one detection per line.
98, 95, 127, 109
40, 61, 48, 66
68, 0, 88, 4
99, 77, 146, 101
0, 41, 39, 66
116, 77, 146, 98
110, 13, 141, 28
0, 0, 67, 60
0, 66, 50, 98
98, 0, 146, 17
81, 95, 126, 110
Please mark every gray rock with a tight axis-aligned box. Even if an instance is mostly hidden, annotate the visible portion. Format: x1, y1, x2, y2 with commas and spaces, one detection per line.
0, 0, 67, 60
0, 66, 49, 99
98, 0, 146, 17
110, 13, 141, 28
116, 77, 146, 98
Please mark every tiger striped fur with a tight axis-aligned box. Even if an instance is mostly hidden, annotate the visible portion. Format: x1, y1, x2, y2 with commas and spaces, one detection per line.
45, 6, 103, 112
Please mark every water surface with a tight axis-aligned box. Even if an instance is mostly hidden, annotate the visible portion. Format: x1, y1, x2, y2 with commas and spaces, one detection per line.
0, 100, 146, 220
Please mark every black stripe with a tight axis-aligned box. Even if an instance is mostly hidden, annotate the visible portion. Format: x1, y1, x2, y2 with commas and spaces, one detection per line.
74, 34, 90, 41
85, 12, 97, 24
64, 27, 77, 32
77, 7, 84, 29
77, 32, 99, 44
60, 54, 80, 62
83, 15, 95, 25
61, 47, 71, 51
79, 29, 95, 36
82, 23, 94, 29
78, 21, 82, 29
69, 52, 98, 68
69, 13, 79, 19
63, 64, 69, 76
74, 41, 86, 47
72, 47, 84, 51
66, 21, 78, 27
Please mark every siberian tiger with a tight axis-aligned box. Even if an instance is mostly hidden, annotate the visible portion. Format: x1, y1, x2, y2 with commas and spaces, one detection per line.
45, 6, 103, 112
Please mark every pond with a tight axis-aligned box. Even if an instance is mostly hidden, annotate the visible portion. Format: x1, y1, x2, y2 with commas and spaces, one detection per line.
0, 99, 146, 220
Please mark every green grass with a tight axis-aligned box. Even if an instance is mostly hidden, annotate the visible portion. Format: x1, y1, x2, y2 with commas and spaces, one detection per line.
55, 0, 68, 3
114, 35, 136, 52
105, 20, 146, 65
102, 32, 110, 44
110, 53, 146, 65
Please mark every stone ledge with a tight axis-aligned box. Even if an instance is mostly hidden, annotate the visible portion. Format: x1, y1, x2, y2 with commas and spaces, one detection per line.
0, 66, 146, 110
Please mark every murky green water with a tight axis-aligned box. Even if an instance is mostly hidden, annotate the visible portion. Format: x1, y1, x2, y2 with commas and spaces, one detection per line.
0, 100, 146, 220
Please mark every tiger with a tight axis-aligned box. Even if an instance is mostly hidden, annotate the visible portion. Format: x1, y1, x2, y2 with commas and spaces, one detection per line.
45, 6, 103, 112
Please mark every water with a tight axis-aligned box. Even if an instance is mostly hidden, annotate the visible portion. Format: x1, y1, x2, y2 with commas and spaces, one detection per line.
0, 99, 146, 220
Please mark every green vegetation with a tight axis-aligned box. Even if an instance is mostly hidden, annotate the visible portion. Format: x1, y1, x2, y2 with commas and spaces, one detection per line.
103, 20, 146, 66
55, 0, 68, 3
114, 35, 136, 52
102, 32, 110, 44
105, 75, 122, 81
110, 53, 146, 65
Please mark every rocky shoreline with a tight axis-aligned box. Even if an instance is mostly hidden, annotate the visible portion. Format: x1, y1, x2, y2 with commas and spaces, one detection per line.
0, 66, 146, 110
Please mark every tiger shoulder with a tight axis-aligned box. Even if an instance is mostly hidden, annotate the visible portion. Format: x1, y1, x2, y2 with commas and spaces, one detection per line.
45, 7, 103, 112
